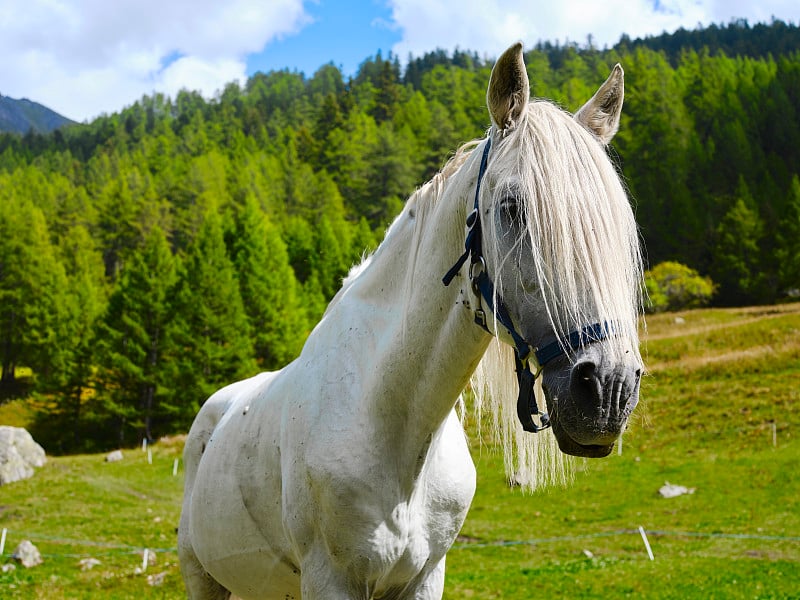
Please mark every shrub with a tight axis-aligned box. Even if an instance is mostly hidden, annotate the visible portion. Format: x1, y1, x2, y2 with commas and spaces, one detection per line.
644, 261, 716, 313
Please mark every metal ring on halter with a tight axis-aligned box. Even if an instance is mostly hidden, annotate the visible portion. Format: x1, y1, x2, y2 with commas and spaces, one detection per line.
535, 411, 551, 429
469, 257, 486, 295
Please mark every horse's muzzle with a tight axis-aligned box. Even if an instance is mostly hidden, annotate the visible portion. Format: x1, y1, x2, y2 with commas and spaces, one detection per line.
543, 346, 641, 457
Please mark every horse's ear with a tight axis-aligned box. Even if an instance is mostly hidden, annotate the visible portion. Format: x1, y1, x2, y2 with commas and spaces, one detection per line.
574, 64, 624, 144
487, 42, 529, 132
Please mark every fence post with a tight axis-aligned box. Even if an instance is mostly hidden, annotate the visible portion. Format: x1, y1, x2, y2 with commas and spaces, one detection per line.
638, 526, 655, 560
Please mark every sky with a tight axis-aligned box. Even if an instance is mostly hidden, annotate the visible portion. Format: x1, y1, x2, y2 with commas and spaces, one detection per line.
1, 0, 799, 123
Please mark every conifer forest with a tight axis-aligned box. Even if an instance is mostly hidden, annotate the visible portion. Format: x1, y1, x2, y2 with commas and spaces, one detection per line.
1, 20, 799, 451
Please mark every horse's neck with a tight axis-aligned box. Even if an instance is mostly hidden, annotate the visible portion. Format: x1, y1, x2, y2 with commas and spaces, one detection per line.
320, 162, 490, 463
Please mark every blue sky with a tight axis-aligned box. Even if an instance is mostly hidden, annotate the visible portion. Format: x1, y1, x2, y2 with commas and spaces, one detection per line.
246, 0, 402, 79
2, 0, 799, 122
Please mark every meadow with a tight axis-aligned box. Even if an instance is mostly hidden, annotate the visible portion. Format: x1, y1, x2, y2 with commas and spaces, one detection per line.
1, 304, 799, 598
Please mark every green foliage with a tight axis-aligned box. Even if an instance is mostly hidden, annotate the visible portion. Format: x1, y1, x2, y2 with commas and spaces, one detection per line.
0, 21, 799, 450
90, 226, 179, 449
33, 224, 108, 451
711, 185, 765, 305
168, 211, 257, 420
231, 196, 307, 369
644, 262, 716, 312
775, 176, 800, 296
0, 192, 70, 388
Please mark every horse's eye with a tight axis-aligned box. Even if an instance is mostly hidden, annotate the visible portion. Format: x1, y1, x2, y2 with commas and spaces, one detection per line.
500, 196, 521, 224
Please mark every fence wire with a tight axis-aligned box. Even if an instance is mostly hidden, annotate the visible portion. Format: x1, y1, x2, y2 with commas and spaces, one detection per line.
1, 527, 798, 560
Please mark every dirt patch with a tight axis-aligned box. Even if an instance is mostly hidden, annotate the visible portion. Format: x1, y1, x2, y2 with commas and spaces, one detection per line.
649, 339, 800, 373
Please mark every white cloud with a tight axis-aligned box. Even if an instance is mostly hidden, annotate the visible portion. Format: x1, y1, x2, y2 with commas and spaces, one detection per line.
0, 0, 310, 122
386, 0, 799, 61
3, 0, 799, 123
159, 56, 248, 99
705, 0, 799, 25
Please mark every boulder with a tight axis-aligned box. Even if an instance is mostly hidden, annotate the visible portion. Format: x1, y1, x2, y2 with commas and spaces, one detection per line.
105, 449, 124, 463
658, 481, 696, 498
147, 571, 168, 586
78, 557, 101, 571
12, 540, 43, 568
0, 426, 46, 485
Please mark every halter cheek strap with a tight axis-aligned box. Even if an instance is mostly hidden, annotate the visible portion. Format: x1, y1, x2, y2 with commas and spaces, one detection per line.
442, 137, 551, 433
443, 136, 612, 434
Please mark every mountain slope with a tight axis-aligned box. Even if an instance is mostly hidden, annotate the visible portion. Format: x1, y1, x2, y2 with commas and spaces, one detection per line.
0, 95, 75, 134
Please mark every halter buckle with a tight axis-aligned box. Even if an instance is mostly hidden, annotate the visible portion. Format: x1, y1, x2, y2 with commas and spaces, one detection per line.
474, 308, 487, 330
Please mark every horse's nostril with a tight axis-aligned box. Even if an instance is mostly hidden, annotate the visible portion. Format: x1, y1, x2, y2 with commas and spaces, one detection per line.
576, 361, 596, 383
571, 361, 601, 406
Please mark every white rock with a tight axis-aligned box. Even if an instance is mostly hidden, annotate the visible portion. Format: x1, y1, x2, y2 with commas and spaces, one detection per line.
147, 571, 168, 586
78, 557, 101, 571
658, 481, 696, 498
0, 427, 46, 485
104, 450, 124, 463
12, 540, 43, 568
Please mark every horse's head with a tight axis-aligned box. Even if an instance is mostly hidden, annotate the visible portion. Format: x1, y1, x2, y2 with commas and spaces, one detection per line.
475, 43, 643, 459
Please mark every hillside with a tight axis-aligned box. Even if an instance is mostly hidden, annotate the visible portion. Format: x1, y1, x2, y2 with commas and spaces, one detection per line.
620, 17, 800, 64
0, 95, 75, 134
0, 21, 798, 453
0, 304, 798, 598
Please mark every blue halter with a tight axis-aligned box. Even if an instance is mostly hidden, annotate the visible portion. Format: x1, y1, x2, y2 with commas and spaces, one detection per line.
442, 136, 612, 433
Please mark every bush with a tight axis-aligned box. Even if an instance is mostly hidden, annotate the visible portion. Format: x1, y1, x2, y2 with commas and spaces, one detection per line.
644, 261, 716, 313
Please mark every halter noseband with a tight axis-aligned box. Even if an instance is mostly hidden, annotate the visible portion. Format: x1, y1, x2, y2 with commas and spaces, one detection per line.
442, 136, 612, 433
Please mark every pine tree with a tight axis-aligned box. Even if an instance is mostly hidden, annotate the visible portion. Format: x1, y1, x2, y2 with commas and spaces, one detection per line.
301, 272, 328, 327
711, 186, 765, 305
0, 194, 69, 389
284, 216, 317, 284
324, 111, 378, 220
312, 216, 348, 298
368, 123, 417, 226
776, 176, 800, 296
94, 226, 179, 445
43, 224, 108, 450
349, 217, 378, 264
372, 58, 403, 122
232, 197, 307, 369
169, 210, 256, 421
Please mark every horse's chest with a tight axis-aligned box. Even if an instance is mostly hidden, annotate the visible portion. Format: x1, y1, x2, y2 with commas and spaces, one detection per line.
300, 437, 475, 590
366, 501, 432, 581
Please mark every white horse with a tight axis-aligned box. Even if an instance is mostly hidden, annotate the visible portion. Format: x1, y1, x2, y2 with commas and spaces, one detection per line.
179, 43, 643, 599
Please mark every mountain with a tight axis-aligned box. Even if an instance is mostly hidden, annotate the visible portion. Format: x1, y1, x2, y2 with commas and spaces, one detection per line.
0, 95, 75, 134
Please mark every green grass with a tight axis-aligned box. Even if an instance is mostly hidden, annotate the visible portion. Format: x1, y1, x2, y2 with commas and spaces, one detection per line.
2, 304, 800, 598
0, 442, 186, 599
446, 304, 800, 599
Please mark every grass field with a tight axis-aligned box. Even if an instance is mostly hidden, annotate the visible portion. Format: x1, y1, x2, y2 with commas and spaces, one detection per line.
1, 304, 799, 598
